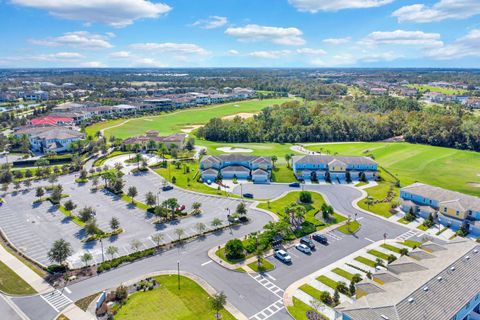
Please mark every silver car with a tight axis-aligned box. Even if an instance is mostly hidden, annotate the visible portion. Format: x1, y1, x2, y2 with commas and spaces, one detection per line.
296, 243, 312, 254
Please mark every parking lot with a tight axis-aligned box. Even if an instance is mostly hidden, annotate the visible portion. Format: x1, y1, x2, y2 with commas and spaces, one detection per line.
0, 170, 263, 268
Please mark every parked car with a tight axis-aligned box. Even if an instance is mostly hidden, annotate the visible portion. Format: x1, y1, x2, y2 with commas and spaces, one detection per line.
312, 233, 328, 245
162, 185, 173, 191
296, 243, 312, 254
300, 237, 315, 249
274, 249, 292, 263
289, 182, 300, 188
206, 180, 212, 185
243, 193, 254, 199
176, 204, 186, 212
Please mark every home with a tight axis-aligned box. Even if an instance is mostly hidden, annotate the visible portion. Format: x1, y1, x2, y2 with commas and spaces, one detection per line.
123, 131, 186, 149
199, 154, 272, 183
400, 183, 480, 236
30, 115, 75, 126
14, 125, 84, 154
292, 155, 378, 182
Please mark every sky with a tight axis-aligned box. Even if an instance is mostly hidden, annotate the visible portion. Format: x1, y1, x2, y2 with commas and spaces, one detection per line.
0, 0, 480, 68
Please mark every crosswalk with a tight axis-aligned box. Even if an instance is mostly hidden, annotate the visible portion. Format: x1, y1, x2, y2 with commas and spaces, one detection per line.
249, 273, 284, 298
249, 298, 284, 320
324, 230, 344, 241
40, 290, 72, 312
396, 230, 421, 241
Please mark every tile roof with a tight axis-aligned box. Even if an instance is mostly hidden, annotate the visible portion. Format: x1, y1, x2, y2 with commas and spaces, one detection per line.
293, 155, 377, 166
15, 126, 84, 140
252, 169, 268, 175
221, 166, 250, 173
200, 154, 272, 165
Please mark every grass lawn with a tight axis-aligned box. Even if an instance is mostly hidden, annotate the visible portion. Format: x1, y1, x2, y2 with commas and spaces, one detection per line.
397, 218, 410, 224
215, 246, 254, 264
0, 260, 36, 295
407, 84, 468, 95
93, 151, 131, 167
0, 242, 45, 277
399, 240, 422, 248
380, 244, 403, 254
153, 161, 232, 197
86, 98, 293, 139
257, 191, 346, 230
120, 194, 150, 210
58, 205, 86, 227
247, 259, 275, 272
436, 227, 448, 235
114, 275, 235, 320
75, 292, 100, 311
417, 224, 429, 231
355, 181, 368, 187
354, 256, 377, 268
271, 165, 295, 183
299, 284, 324, 300
316, 275, 338, 290
332, 268, 357, 282
367, 249, 390, 260
304, 142, 480, 196
337, 220, 361, 234
287, 297, 319, 320
357, 169, 398, 218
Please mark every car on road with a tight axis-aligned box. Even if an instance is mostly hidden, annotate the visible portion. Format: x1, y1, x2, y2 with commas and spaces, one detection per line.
300, 237, 315, 249
312, 234, 328, 245
296, 243, 312, 254
274, 249, 292, 263
289, 182, 300, 188
243, 193, 254, 199
162, 185, 174, 191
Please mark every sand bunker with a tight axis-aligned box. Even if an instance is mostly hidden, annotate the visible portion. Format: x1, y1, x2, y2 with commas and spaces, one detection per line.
222, 112, 257, 120
216, 147, 253, 153
467, 182, 480, 188
181, 125, 203, 133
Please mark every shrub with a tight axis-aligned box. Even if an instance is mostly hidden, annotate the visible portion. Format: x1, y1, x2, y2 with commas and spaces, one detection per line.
299, 191, 312, 204
225, 239, 245, 260
47, 264, 66, 274
336, 281, 349, 296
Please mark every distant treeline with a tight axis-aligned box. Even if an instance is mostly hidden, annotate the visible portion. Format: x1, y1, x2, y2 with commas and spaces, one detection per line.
197, 97, 480, 152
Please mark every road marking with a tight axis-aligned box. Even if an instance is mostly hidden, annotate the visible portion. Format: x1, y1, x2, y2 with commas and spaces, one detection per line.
266, 273, 276, 281
364, 237, 375, 243
64, 287, 72, 294
201, 260, 213, 266
249, 298, 284, 320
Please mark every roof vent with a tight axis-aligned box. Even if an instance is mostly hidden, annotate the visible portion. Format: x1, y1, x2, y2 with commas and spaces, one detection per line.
423, 286, 429, 291
451, 266, 456, 271
408, 297, 414, 303
474, 249, 478, 254
381, 315, 389, 320
465, 256, 470, 261
437, 276, 442, 281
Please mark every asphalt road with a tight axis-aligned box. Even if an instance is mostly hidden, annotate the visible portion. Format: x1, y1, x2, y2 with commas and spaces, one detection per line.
7, 180, 414, 320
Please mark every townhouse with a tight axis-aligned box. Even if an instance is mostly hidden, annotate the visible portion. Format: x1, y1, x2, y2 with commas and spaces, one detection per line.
400, 183, 480, 236
200, 154, 272, 183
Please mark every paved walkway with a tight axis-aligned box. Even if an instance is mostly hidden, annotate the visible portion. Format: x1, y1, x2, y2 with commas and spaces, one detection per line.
0, 245, 94, 320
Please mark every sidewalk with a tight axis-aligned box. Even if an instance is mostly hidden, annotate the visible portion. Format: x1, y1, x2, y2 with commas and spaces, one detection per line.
0, 245, 94, 320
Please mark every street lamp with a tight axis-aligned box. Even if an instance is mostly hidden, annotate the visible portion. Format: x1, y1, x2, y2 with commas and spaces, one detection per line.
100, 239, 105, 263
226, 208, 232, 234
177, 260, 181, 290
157, 190, 161, 206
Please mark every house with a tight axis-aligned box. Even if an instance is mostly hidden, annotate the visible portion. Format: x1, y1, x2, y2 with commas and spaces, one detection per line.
22, 90, 49, 101
292, 155, 378, 182
30, 115, 74, 126
370, 88, 387, 95
123, 131, 186, 149
199, 154, 272, 183
14, 125, 84, 154
336, 240, 480, 320
400, 183, 480, 236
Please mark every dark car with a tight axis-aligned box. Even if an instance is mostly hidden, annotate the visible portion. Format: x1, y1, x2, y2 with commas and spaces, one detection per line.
312, 234, 328, 245
300, 237, 315, 249
162, 185, 174, 191
289, 182, 300, 188
243, 193, 254, 199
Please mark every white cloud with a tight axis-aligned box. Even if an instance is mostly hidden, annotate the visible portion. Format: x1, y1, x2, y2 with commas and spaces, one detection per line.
37, 52, 85, 61
11, 0, 172, 27
105, 32, 116, 38
393, 0, 480, 23
130, 42, 209, 55
361, 30, 443, 47
0, 52, 84, 64
225, 24, 305, 46
296, 48, 327, 55
109, 51, 132, 58
323, 37, 351, 45
192, 16, 228, 29
80, 61, 106, 67
109, 50, 167, 67
288, 0, 394, 13
427, 29, 480, 60
249, 50, 292, 59
228, 49, 240, 55
31, 31, 113, 49
310, 51, 400, 66
360, 51, 401, 62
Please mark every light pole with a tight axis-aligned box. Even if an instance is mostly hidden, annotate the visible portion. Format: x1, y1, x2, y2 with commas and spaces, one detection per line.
100, 239, 105, 263
177, 260, 180, 290
156, 190, 161, 206
226, 208, 232, 234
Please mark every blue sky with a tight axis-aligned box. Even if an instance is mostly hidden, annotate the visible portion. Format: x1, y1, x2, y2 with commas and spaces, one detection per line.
1, 0, 479, 68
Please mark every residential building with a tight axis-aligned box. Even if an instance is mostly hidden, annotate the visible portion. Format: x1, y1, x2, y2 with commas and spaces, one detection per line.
336, 240, 480, 320
292, 155, 378, 182
400, 183, 480, 236
123, 131, 186, 149
370, 88, 387, 95
14, 125, 84, 154
30, 115, 74, 126
199, 154, 272, 183
22, 90, 49, 101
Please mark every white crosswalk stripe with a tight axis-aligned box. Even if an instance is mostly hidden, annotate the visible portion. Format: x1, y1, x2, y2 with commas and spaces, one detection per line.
249, 274, 284, 298
325, 231, 343, 241
395, 230, 417, 241
249, 298, 284, 320
40, 290, 72, 312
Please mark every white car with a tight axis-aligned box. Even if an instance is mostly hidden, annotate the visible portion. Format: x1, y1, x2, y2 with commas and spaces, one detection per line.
274, 249, 292, 263
296, 243, 312, 254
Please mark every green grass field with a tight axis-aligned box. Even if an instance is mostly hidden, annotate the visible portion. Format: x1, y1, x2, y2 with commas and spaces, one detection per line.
247, 259, 275, 272
305, 142, 480, 196
86, 98, 292, 139
114, 275, 235, 320
336, 220, 361, 234
0, 260, 36, 295
407, 84, 468, 95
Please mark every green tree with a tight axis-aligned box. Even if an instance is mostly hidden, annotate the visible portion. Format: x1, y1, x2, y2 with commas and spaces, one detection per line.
174, 228, 185, 242
225, 238, 245, 260
151, 233, 164, 246
85, 219, 99, 236
211, 218, 223, 228
50, 185, 63, 204
299, 191, 312, 203
106, 245, 118, 260
321, 203, 334, 221
110, 217, 120, 230
236, 202, 247, 216
64, 200, 76, 211
127, 186, 138, 203
271, 155, 278, 168
130, 239, 142, 252
47, 239, 72, 265
35, 186, 44, 198
211, 291, 227, 319
145, 191, 156, 207
80, 252, 93, 267
78, 207, 95, 222
194, 222, 207, 235
163, 198, 179, 220
192, 202, 202, 215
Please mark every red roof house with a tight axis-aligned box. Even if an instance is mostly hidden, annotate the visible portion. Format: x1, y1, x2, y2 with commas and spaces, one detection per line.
30, 116, 74, 126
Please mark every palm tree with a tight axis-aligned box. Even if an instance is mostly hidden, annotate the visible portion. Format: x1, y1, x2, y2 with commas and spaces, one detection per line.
271, 155, 278, 168
285, 154, 292, 168
163, 198, 179, 220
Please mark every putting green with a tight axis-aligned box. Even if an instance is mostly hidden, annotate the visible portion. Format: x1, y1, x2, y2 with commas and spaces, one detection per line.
305, 142, 480, 196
